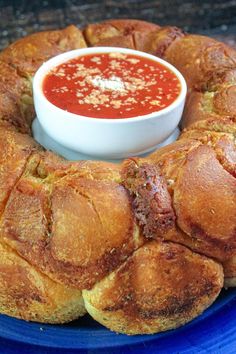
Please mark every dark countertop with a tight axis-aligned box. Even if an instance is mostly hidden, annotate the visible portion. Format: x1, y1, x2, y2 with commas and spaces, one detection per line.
0, 0, 236, 50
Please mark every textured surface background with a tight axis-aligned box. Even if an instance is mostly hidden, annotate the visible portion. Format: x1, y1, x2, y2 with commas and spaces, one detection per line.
0, 0, 236, 50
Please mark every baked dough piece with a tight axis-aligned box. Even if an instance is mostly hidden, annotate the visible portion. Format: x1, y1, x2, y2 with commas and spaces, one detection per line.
164, 35, 236, 89
0, 61, 34, 133
0, 25, 86, 77
182, 69, 236, 128
0, 241, 85, 323
0, 149, 144, 290
173, 145, 236, 261
0, 127, 39, 216
84, 19, 160, 48
0, 26, 86, 133
83, 240, 223, 334
149, 128, 236, 262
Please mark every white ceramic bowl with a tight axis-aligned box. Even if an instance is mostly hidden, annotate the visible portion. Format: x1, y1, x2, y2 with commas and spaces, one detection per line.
33, 47, 187, 159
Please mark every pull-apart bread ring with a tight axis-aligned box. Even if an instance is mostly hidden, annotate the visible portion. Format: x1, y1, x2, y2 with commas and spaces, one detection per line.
0, 19, 235, 334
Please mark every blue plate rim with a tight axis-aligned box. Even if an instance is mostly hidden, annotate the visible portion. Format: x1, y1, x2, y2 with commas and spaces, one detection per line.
0, 289, 235, 350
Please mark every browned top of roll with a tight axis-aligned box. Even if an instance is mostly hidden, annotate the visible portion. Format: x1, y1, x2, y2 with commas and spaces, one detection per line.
83, 240, 223, 334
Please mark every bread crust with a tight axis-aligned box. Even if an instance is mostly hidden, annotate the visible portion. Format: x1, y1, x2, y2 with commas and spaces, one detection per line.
0, 241, 85, 323
0, 25, 86, 77
0, 26, 86, 133
0, 152, 144, 290
182, 69, 236, 128
83, 240, 223, 334
164, 34, 236, 89
84, 19, 159, 47
0, 19, 235, 334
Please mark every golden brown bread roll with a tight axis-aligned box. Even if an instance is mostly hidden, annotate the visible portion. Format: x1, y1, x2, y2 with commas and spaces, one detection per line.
0, 26, 86, 133
124, 149, 236, 262
182, 68, 236, 128
0, 25, 86, 77
0, 241, 85, 323
134, 26, 185, 56
164, 34, 236, 89
84, 19, 160, 47
0, 127, 39, 215
180, 129, 236, 178
173, 145, 236, 260
0, 19, 235, 335
0, 149, 144, 290
191, 115, 236, 133
149, 122, 236, 261
83, 241, 223, 334
0, 61, 33, 133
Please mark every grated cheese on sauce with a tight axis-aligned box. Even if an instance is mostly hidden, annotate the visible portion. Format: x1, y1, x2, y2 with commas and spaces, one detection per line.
43, 52, 181, 119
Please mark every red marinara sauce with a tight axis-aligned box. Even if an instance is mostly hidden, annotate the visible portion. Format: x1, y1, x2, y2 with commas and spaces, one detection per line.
43, 52, 181, 119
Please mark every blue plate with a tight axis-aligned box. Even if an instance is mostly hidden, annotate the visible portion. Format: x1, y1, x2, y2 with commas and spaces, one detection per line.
0, 288, 236, 353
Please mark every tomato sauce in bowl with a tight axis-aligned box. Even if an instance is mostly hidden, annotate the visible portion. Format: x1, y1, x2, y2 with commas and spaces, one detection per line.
43, 52, 181, 119
33, 47, 186, 158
